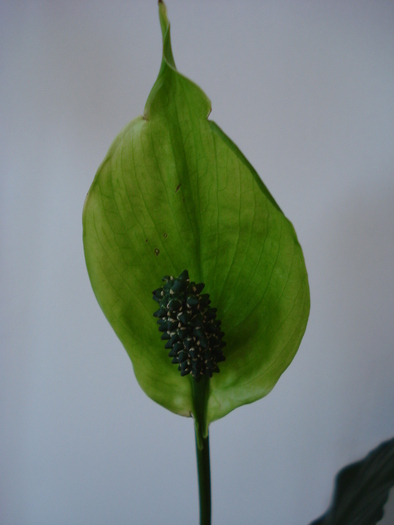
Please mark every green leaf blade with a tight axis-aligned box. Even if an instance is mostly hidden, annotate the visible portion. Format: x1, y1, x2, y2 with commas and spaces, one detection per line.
83, 1, 310, 423
310, 437, 394, 525
200, 124, 310, 422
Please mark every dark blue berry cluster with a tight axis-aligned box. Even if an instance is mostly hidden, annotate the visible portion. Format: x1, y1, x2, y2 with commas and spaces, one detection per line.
152, 270, 226, 381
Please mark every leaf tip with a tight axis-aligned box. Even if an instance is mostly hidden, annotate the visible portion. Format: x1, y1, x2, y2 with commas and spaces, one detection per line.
158, 0, 169, 33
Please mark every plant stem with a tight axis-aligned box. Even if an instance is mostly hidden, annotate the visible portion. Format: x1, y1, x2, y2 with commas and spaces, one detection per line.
195, 431, 211, 525
191, 377, 211, 525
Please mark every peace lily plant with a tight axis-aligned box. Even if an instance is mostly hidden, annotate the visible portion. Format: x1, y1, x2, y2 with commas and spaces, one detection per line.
83, 2, 394, 524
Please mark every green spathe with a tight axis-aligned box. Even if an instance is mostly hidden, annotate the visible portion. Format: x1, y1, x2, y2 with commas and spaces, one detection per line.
83, 1, 310, 431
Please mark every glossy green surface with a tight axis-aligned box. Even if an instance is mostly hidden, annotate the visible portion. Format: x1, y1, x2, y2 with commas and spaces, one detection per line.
310, 437, 394, 525
83, 1, 310, 426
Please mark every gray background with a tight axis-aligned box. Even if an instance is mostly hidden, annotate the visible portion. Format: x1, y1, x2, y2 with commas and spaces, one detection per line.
1, 1, 394, 524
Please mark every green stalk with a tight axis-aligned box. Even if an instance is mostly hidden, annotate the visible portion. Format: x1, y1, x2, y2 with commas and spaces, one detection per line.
191, 377, 211, 525
195, 432, 211, 525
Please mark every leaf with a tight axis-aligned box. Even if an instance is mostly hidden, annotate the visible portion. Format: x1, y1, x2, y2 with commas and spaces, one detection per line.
82, 1, 310, 429
309, 438, 394, 525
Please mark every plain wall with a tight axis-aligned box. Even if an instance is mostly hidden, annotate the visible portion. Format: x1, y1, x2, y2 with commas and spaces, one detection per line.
1, 1, 394, 524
